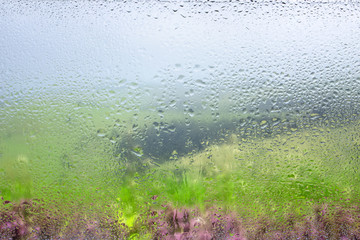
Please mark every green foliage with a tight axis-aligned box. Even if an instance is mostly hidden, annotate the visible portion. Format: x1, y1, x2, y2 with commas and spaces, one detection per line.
111, 121, 360, 223
160, 171, 207, 208
1, 99, 359, 228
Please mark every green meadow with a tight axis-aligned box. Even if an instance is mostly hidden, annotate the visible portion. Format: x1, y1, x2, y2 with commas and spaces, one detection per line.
114, 120, 360, 226
1, 98, 359, 231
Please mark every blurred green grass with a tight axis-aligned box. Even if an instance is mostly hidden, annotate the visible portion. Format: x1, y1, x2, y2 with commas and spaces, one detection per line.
112, 120, 360, 222
1, 101, 359, 226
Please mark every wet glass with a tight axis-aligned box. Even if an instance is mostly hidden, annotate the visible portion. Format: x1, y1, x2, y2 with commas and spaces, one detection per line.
1, 0, 360, 238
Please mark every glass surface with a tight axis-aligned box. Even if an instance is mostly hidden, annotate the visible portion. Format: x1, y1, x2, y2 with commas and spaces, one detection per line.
1, 1, 360, 238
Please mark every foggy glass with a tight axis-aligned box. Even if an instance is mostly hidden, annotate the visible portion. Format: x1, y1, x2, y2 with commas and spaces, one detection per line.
1, 1, 360, 239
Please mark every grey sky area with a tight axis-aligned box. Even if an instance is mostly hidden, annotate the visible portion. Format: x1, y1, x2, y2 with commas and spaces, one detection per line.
1, 1, 359, 115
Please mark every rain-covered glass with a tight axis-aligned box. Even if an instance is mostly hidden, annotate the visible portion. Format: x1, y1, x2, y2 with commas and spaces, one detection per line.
1, 0, 360, 238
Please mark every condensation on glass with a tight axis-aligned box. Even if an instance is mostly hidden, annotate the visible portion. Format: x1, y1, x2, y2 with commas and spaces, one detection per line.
0, 0, 360, 229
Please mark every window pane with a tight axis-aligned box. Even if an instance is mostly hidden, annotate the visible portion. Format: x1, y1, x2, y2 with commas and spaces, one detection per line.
1, 1, 360, 239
